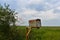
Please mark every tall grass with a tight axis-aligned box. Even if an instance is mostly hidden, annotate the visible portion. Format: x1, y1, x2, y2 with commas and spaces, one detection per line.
15, 26, 60, 40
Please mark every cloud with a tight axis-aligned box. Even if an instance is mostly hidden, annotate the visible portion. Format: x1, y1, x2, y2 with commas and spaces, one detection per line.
16, 0, 45, 11
21, 9, 38, 15
28, 0, 44, 4
37, 9, 57, 20
57, 6, 60, 9
18, 8, 58, 20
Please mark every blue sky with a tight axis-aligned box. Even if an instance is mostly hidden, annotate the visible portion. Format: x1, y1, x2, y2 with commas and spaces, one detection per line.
0, 0, 60, 26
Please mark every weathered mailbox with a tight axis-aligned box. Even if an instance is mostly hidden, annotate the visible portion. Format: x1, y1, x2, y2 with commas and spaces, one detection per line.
29, 19, 41, 28
26, 19, 41, 40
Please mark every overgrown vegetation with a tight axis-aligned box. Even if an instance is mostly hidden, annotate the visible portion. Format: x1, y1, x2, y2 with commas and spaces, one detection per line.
0, 4, 20, 40
17, 26, 60, 40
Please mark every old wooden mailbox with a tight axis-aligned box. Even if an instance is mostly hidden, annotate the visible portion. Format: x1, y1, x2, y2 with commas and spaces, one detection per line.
29, 19, 41, 28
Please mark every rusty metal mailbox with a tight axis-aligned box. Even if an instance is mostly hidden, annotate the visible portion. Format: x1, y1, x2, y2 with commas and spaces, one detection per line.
29, 19, 41, 28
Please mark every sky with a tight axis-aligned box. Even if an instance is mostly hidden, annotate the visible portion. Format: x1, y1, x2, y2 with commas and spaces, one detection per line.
0, 0, 60, 26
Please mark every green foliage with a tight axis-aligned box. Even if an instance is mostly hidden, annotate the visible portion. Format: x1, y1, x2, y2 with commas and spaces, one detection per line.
0, 4, 18, 40
0, 4, 16, 27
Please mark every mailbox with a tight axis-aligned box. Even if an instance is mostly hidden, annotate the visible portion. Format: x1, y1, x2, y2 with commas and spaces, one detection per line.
29, 19, 41, 28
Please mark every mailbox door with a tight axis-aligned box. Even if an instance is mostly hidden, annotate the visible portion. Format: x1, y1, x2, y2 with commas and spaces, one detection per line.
36, 21, 41, 27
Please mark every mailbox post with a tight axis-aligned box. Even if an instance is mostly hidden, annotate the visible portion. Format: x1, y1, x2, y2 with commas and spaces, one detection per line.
26, 19, 41, 40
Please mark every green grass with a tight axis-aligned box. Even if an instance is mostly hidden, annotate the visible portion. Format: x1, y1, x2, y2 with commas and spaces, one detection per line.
17, 26, 60, 40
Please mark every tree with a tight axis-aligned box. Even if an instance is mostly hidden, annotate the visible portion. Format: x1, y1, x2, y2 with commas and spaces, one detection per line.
0, 4, 16, 29
0, 4, 18, 40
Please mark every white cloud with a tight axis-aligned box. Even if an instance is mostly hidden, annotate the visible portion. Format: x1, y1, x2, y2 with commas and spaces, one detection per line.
56, 6, 60, 10
28, 0, 44, 4
18, 9, 58, 21
45, 2, 53, 8
22, 9, 38, 15
16, 0, 44, 9
39, 9, 57, 20
16, 0, 28, 8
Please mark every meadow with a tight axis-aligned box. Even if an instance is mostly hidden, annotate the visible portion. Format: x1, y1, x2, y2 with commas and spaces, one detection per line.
17, 26, 60, 40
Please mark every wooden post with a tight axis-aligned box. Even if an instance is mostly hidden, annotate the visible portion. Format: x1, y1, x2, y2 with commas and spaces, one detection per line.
26, 27, 28, 40
26, 27, 31, 40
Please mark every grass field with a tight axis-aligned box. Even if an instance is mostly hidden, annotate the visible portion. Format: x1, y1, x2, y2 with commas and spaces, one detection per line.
17, 26, 60, 40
